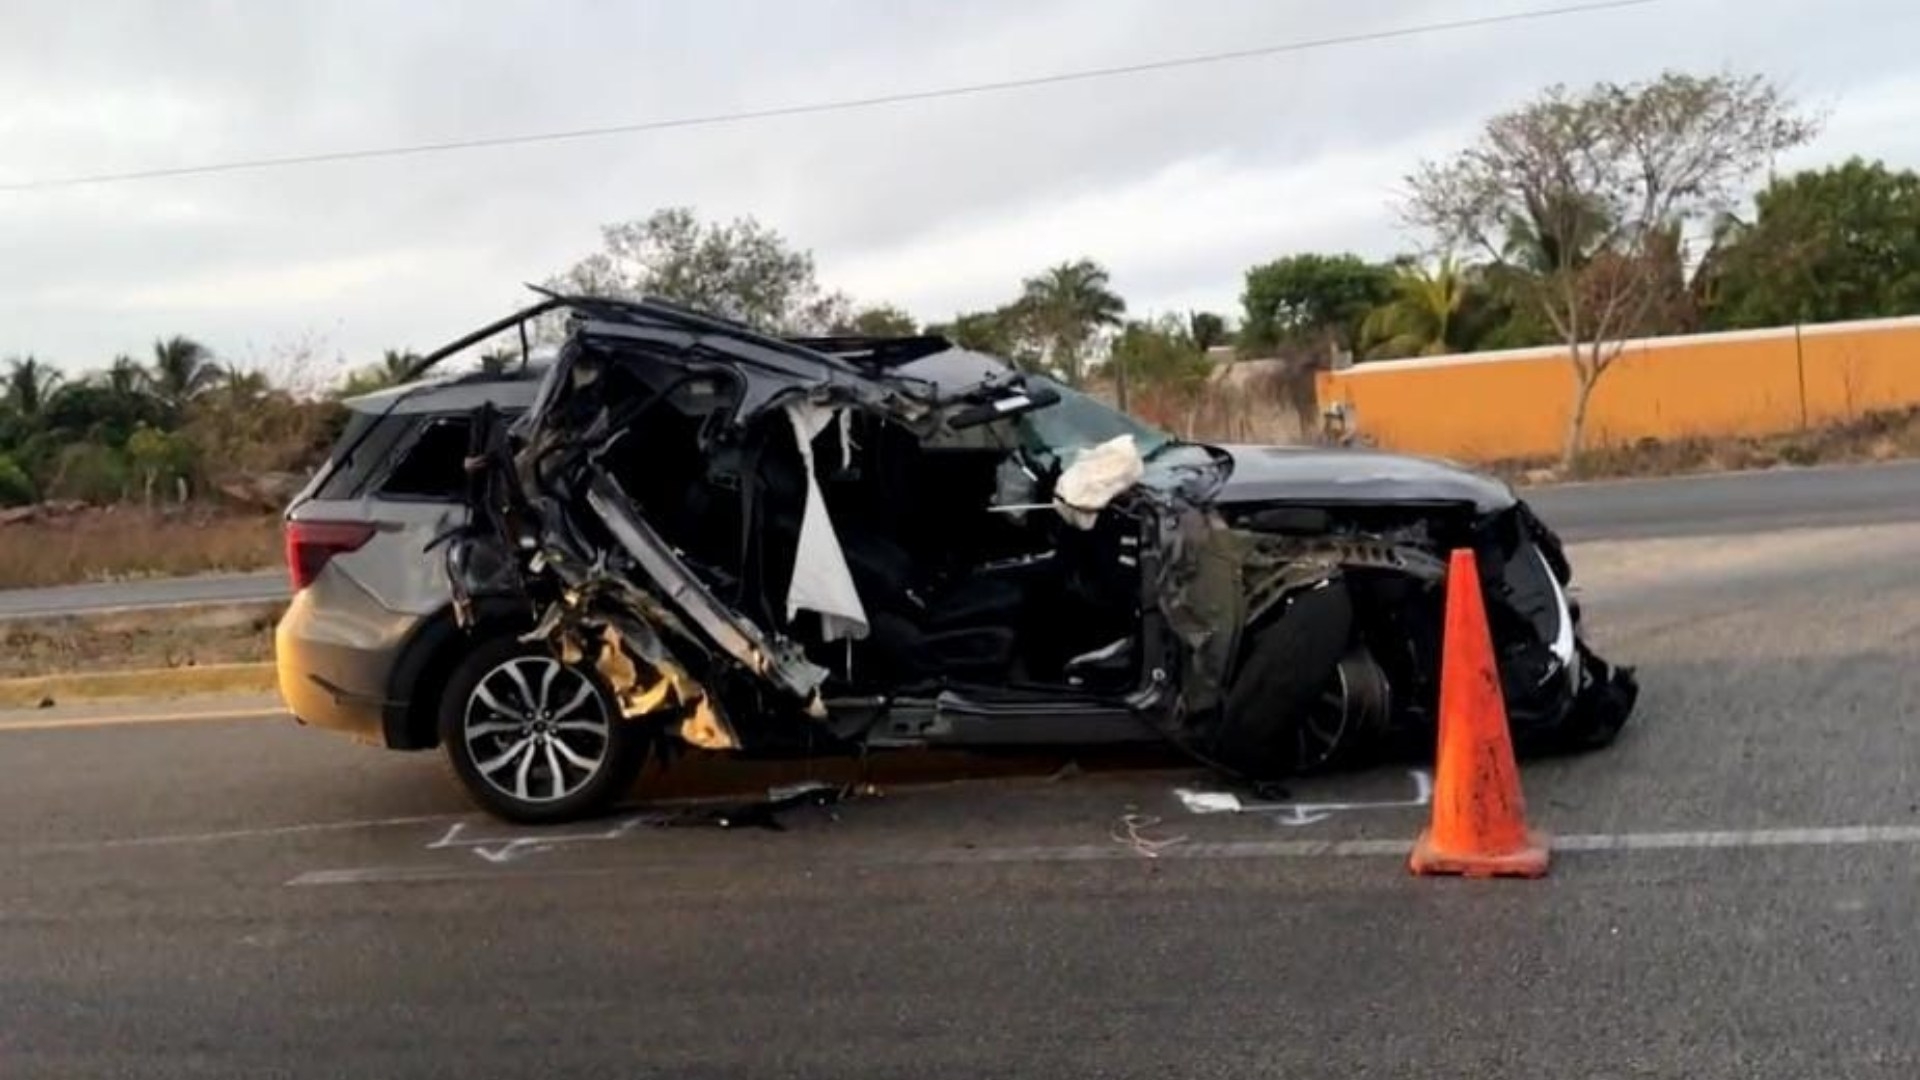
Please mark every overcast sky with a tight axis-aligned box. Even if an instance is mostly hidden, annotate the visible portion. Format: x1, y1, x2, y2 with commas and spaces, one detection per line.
3, 0, 1918, 379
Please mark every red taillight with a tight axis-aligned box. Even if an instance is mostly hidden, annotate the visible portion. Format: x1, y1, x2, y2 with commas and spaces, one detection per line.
285, 520, 377, 590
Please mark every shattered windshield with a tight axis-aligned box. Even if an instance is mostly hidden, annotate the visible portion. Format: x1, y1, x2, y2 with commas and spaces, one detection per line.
1016, 376, 1173, 467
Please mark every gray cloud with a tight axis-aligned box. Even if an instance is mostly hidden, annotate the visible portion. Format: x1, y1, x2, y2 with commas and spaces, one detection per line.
2, 0, 1917, 375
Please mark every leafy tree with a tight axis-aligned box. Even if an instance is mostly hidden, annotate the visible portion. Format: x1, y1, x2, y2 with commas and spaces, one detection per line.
1706, 158, 1920, 329
1406, 71, 1817, 466
126, 423, 199, 505
184, 387, 344, 486
1108, 316, 1219, 431
1112, 316, 1210, 386
38, 383, 167, 449
1017, 259, 1126, 386
1187, 311, 1231, 353
150, 335, 220, 413
834, 304, 919, 337
1238, 254, 1393, 361
4, 356, 62, 419
548, 207, 851, 333
930, 306, 1045, 370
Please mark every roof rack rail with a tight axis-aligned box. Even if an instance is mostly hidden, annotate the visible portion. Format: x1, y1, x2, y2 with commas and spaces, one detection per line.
403, 289, 916, 384
786, 334, 953, 367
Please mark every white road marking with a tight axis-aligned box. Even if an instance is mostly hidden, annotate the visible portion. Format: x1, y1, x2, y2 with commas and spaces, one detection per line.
426, 814, 667, 863
290, 865, 588, 886
0, 706, 288, 733
1553, 825, 1920, 851
285, 821, 1920, 886
24, 812, 469, 853
1174, 769, 1433, 826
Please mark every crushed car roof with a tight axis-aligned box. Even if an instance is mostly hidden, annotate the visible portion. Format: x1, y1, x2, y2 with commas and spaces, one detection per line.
404, 292, 947, 386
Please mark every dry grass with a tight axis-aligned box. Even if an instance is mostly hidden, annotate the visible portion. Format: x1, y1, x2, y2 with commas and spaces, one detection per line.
0, 602, 281, 679
1493, 406, 1920, 485
0, 506, 282, 589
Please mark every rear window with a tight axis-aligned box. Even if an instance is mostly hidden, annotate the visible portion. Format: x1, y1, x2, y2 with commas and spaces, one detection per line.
378, 418, 472, 500
309, 409, 408, 501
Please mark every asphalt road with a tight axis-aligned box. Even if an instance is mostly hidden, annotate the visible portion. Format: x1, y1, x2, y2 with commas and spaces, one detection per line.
8, 460, 1920, 619
0, 569, 283, 620
5, 506, 1920, 1075
1524, 459, 1920, 541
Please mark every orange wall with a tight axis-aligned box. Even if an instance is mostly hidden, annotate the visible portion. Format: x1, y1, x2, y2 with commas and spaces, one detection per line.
1316, 317, 1920, 461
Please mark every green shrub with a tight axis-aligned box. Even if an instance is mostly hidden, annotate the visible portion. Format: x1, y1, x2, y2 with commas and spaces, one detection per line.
126, 424, 200, 501
45, 443, 132, 504
0, 454, 33, 506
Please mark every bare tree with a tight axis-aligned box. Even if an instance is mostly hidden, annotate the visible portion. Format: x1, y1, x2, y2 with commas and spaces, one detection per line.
1405, 72, 1818, 467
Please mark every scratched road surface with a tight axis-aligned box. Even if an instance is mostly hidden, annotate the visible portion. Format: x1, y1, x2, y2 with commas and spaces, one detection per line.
6, 521, 1920, 1077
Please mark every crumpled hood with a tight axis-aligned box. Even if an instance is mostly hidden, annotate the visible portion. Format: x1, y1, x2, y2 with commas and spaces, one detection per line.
1210, 444, 1516, 513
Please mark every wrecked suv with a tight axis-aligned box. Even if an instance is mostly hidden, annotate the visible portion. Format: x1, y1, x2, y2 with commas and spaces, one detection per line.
276, 295, 1636, 823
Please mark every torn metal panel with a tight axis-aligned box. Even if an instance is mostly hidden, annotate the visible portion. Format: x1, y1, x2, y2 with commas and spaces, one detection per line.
588, 622, 739, 751
584, 474, 830, 713
1240, 534, 1446, 627
1151, 505, 1249, 720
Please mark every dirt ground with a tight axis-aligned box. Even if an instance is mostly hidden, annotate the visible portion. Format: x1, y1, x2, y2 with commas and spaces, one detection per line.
0, 603, 280, 679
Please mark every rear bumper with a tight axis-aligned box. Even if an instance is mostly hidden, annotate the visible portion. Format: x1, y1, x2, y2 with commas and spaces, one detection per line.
275, 573, 420, 748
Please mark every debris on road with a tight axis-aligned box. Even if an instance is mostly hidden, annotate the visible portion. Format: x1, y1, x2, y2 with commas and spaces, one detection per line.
1111, 812, 1187, 858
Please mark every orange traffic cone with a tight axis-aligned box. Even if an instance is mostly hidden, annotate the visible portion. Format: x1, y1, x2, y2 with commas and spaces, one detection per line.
1409, 548, 1550, 878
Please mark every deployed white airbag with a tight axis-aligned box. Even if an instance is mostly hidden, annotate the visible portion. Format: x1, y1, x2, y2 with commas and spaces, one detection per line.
1053, 434, 1144, 530
783, 403, 869, 643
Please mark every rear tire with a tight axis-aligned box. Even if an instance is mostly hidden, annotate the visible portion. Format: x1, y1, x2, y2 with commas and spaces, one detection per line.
438, 637, 647, 824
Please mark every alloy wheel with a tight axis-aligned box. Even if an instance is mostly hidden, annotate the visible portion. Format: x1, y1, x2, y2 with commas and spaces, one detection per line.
462, 656, 613, 804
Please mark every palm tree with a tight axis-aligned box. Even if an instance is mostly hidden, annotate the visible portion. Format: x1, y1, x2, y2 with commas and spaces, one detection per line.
335, 349, 423, 399
1018, 259, 1126, 387
4, 356, 62, 418
220, 364, 270, 399
150, 335, 219, 412
1362, 258, 1472, 359
101, 355, 150, 397
381, 349, 420, 384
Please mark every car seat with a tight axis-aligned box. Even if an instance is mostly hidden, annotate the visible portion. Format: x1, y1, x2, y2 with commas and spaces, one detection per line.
754, 415, 1024, 685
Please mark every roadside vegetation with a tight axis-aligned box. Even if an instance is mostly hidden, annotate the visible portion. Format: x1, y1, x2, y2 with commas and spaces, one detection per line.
1497, 405, 1920, 486
4, 68, 1920, 585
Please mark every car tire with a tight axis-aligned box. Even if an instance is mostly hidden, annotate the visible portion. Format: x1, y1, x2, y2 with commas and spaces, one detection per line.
1209, 581, 1357, 779
438, 636, 647, 824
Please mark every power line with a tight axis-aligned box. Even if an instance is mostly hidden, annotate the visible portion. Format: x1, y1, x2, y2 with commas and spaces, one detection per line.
1, 0, 1659, 193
